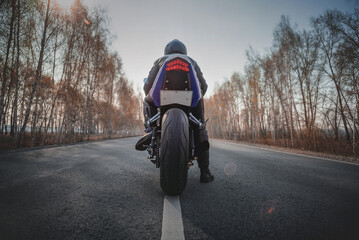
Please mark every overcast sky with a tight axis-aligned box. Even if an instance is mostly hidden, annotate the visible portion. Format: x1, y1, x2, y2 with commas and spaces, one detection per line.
77, 0, 357, 96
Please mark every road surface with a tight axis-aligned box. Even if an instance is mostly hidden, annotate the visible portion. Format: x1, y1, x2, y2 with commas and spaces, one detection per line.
0, 137, 358, 239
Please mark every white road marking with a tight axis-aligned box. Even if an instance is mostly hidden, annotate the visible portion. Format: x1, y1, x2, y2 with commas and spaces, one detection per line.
161, 195, 185, 240
211, 139, 359, 166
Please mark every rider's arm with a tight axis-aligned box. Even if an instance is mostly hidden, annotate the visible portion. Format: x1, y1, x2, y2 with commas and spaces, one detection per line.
144, 60, 160, 96
144, 57, 168, 95
192, 60, 208, 96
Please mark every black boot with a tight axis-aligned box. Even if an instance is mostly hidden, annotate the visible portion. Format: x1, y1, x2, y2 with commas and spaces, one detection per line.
200, 167, 214, 183
135, 133, 152, 151
196, 144, 213, 183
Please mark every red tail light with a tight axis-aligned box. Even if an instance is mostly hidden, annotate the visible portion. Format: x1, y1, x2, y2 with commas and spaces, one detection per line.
165, 59, 189, 72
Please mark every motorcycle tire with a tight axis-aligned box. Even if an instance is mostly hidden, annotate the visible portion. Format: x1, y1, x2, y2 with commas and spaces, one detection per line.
160, 108, 189, 196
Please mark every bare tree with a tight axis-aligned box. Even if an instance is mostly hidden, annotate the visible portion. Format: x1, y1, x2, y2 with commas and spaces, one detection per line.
207, 9, 358, 157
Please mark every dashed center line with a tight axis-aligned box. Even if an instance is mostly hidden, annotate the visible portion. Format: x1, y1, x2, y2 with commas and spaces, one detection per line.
161, 195, 185, 240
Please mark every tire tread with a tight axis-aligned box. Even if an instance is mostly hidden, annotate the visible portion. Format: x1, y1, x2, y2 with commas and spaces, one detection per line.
160, 108, 189, 196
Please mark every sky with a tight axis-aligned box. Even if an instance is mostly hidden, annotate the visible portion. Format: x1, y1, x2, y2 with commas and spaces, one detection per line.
61, 0, 358, 96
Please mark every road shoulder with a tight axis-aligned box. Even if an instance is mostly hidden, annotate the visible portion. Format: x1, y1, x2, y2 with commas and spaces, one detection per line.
210, 138, 359, 165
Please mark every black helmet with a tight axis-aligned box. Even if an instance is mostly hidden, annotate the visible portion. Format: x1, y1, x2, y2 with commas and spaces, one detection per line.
164, 39, 187, 55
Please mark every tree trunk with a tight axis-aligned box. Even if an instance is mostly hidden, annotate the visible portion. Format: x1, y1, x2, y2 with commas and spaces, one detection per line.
11, 0, 21, 145
0, 0, 16, 133
17, 0, 51, 147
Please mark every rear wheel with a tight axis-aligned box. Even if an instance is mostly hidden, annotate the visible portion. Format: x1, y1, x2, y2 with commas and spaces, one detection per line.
160, 108, 189, 196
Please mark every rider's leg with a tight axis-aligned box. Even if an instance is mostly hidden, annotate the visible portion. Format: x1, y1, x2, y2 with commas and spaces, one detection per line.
192, 99, 214, 183
135, 100, 157, 151
143, 100, 157, 131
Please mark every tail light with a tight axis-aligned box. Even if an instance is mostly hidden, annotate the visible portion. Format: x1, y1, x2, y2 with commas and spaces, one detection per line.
165, 59, 189, 72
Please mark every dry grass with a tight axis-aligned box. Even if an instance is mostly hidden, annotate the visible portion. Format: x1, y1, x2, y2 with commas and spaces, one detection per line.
0, 132, 140, 151
213, 138, 359, 164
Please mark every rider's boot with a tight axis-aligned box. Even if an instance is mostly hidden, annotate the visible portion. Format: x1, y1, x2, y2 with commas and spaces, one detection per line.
135, 129, 152, 151
198, 149, 214, 183
200, 166, 214, 183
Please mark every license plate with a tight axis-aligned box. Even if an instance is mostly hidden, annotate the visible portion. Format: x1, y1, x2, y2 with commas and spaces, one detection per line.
160, 90, 193, 107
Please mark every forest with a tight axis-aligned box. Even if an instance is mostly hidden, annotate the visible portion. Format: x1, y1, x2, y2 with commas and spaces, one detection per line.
206, 9, 359, 157
0, 0, 143, 149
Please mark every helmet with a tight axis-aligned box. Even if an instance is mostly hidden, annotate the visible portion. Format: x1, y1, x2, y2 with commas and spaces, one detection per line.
164, 39, 187, 55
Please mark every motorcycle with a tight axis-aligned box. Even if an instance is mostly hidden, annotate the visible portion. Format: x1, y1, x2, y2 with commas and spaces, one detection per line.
143, 54, 207, 196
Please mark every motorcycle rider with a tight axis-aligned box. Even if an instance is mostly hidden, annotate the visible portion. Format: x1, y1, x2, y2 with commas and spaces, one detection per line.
135, 39, 214, 183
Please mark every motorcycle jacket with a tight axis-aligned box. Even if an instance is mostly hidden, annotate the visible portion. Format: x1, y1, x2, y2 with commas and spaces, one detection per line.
144, 39, 208, 96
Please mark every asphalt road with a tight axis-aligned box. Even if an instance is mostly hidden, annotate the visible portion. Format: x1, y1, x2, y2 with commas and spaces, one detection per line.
0, 137, 358, 240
